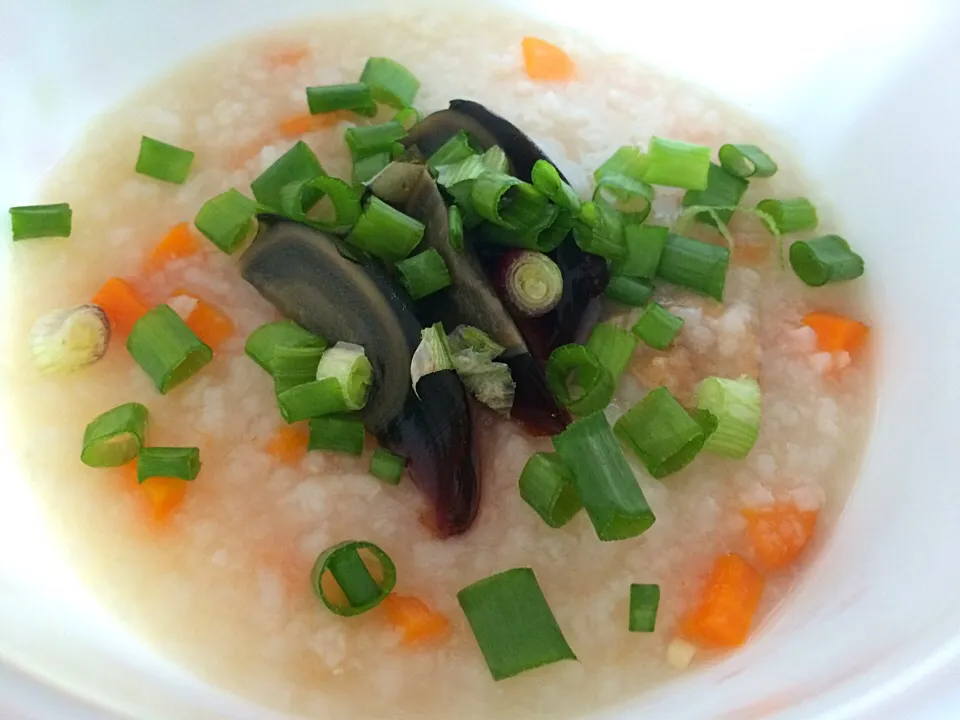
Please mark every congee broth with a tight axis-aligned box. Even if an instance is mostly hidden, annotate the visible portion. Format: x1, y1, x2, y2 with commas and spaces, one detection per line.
3, 8, 874, 719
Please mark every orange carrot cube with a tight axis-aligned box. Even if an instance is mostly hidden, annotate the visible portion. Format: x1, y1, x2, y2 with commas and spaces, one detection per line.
679, 553, 764, 648
522, 37, 575, 82
91, 277, 150, 336
266, 424, 310, 466
742, 503, 819, 571
145, 222, 200, 271
382, 594, 451, 645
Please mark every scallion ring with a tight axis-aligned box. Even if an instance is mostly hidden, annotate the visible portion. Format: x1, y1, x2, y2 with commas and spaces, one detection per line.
311, 540, 397, 617
545, 344, 615, 416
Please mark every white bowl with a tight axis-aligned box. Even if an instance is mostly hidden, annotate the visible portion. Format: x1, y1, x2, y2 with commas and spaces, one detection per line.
1, 0, 959, 717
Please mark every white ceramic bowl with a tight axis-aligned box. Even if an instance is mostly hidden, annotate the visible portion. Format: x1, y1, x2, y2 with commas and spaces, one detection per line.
1, 0, 959, 717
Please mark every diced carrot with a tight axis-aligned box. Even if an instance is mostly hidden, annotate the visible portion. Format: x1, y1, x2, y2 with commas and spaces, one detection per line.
679, 553, 764, 648
266, 423, 310, 466
802, 312, 869, 355
140, 476, 188, 522
170, 289, 235, 350
742, 503, 819, 571
382, 594, 451, 645
266, 45, 310, 69
145, 222, 200, 272
91, 277, 150, 336
521, 37, 575, 82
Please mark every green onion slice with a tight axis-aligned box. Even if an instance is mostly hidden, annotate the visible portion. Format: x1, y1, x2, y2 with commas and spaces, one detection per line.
614, 387, 707, 479
595, 146, 649, 185
127, 305, 212, 394
573, 201, 626, 260
360, 57, 420, 109
81, 402, 149, 468
393, 107, 422, 132
545, 344, 615, 416
482, 146, 509, 174
448, 205, 464, 251
470, 174, 553, 230
518, 452, 583, 528
251, 141, 324, 209
479, 206, 569, 253
435, 154, 487, 190
632, 302, 685, 351
278, 175, 361, 232
396, 248, 452, 300
789, 234, 864, 287
137, 446, 201, 483
9, 203, 72, 240
315, 341, 372, 411
629, 584, 660, 632
370, 447, 405, 485
427, 130, 477, 169
612, 224, 668, 279
604, 276, 654, 307
277, 377, 348, 424
532, 159, 582, 214
245, 320, 326, 376
410, 322, 454, 392
696, 375, 761, 459
274, 374, 315, 395
718, 143, 778, 179
453, 354, 516, 416
311, 540, 396, 616
756, 197, 818, 235
352, 152, 392, 186
656, 233, 730, 301
305, 83, 376, 117
643, 137, 711, 191
553, 411, 656, 541
307, 416, 366, 456
346, 196, 424, 262
594, 175, 654, 221
345, 121, 408, 161
586, 323, 638, 384
457, 568, 577, 681
448, 325, 505, 361
194, 189, 258, 254
681, 163, 748, 227
135, 136, 194, 184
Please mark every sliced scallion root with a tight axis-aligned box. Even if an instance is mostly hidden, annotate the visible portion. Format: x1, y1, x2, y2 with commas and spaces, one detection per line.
315, 341, 373, 411
30, 304, 110, 373
311, 540, 397, 617
499, 249, 564, 318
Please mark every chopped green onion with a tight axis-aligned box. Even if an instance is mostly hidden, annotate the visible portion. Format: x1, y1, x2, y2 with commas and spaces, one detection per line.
531, 159, 582, 213
127, 305, 212, 394
393, 107, 421, 132
457, 568, 577, 681
594, 175, 653, 221
718, 143, 778, 179
427, 131, 477, 170
305, 83, 376, 116
245, 321, 327, 376
614, 387, 708, 479
311, 540, 396, 616
352, 152, 392, 186
370, 447, 405, 485
696, 375, 761, 459
251, 141, 324, 209
604, 276, 654, 307
789, 234, 864, 286
135, 136, 194, 184
346, 196, 425, 262
396, 248, 452, 300
612, 224, 668, 279
518, 452, 583, 528
30, 304, 110, 373
446, 181, 483, 229
277, 377, 348, 423
545, 344, 615, 416
448, 325, 505, 360
628, 584, 660, 632
9, 203, 72, 240
410, 322, 454, 391
595, 146, 648, 185
586, 323, 638, 384
448, 205, 464, 251
315, 341, 373, 410
553, 411, 656, 540
278, 175, 361, 232
501, 250, 564, 318
656, 233, 730, 301
435, 154, 487, 190
307, 416, 366, 456
471, 174, 552, 230
573, 201, 625, 260
274, 374, 314, 394
458, 359, 515, 416
482, 146, 509, 174
80, 402, 149, 468
756, 198, 818, 234
479, 206, 568, 253
632, 303, 684, 350
681, 163, 748, 227
137, 446, 201, 483
194, 189, 258, 254
643, 137, 711, 191
345, 121, 407, 160
360, 57, 420, 108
